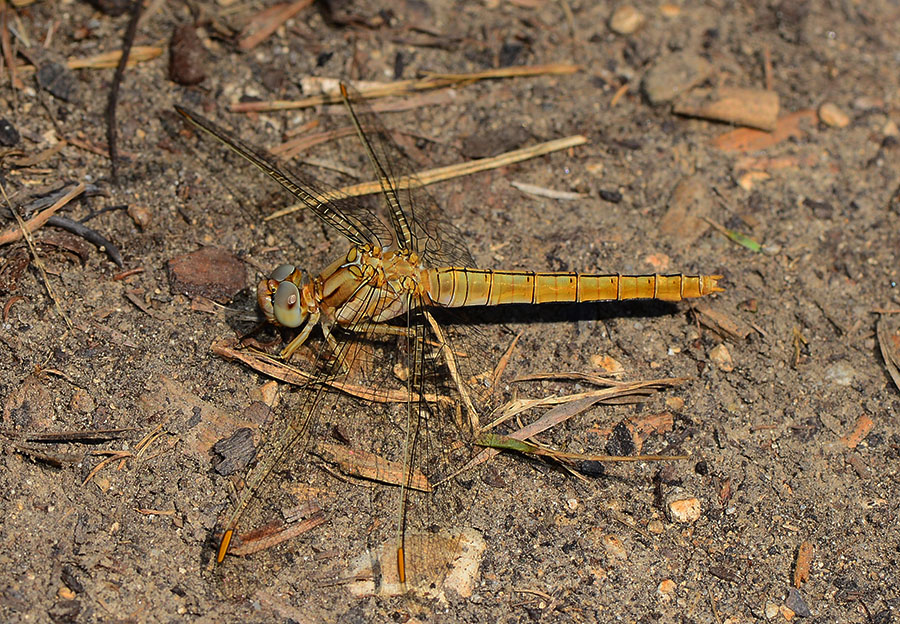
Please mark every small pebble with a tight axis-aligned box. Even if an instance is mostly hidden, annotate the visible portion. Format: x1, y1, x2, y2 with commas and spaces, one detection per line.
659, 4, 681, 17
764, 601, 779, 619
657, 579, 676, 598
128, 204, 153, 230
602, 534, 628, 560
70, 389, 95, 414
709, 343, 734, 372
590, 353, 624, 373
0, 118, 20, 146
254, 380, 280, 407
609, 5, 645, 35
169, 24, 207, 86
818, 102, 850, 128
823, 360, 854, 386
642, 52, 713, 104
667, 496, 702, 523
785, 587, 811, 617
36, 61, 77, 102
213, 427, 257, 476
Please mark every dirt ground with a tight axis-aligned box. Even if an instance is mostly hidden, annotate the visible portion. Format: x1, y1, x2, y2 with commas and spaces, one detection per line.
1, 1, 899, 622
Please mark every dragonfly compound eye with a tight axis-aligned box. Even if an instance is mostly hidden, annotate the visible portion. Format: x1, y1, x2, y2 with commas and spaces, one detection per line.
273, 280, 304, 327
270, 263, 295, 282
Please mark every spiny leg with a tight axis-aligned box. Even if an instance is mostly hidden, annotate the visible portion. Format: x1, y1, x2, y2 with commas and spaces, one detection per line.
281, 311, 320, 359
423, 310, 480, 434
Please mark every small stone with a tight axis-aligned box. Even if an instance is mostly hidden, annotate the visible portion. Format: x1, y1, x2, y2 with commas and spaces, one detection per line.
602, 534, 628, 560
883, 119, 899, 137
85, 0, 131, 16
823, 360, 854, 386
213, 427, 257, 476
785, 587, 811, 617
609, 6, 645, 35
169, 24, 207, 86
666, 496, 702, 523
36, 61, 77, 102
0, 118, 20, 146
665, 396, 684, 410
659, 4, 681, 17
255, 381, 280, 408
70, 389, 95, 414
647, 518, 665, 534
818, 102, 850, 128
709, 343, 734, 372
657, 579, 676, 598
659, 176, 712, 247
642, 52, 713, 104
764, 601, 780, 619
780, 605, 797, 620
167, 247, 245, 304
57, 586, 76, 600
128, 204, 153, 230
590, 353, 624, 373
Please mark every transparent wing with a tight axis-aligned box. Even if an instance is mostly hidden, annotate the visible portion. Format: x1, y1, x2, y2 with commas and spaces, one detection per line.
337, 83, 478, 268
213, 289, 497, 596
175, 105, 394, 248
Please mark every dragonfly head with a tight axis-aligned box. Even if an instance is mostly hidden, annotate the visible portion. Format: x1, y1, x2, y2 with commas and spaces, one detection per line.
257, 264, 310, 328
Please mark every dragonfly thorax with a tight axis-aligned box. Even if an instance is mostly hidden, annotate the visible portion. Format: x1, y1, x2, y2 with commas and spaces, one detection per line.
258, 246, 428, 332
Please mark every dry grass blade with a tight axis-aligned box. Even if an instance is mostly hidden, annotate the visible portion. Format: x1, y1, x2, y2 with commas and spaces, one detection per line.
12, 45, 162, 73
5, 140, 66, 167
238, 0, 315, 51
876, 316, 900, 391
267, 135, 588, 220
210, 338, 450, 405
484, 378, 685, 430
228, 508, 327, 557
0, 182, 85, 245
18, 428, 134, 443
231, 64, 581, 112
455, 378, 686, 477
0, 181, 77, 328
513, 371, 634, 386
477, 434, 687, 463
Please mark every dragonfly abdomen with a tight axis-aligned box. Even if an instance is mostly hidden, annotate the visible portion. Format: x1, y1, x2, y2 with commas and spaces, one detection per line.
425, 268, 722, 307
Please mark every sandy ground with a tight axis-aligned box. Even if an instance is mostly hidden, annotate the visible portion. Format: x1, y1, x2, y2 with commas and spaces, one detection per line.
1, 1, 899, 622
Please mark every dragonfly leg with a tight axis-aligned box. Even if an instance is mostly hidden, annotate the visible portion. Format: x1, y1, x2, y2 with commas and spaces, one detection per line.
281, 311, 321, 359
344, 322, 415, 338
320, 321, 353, 375
423, 311, 481, 433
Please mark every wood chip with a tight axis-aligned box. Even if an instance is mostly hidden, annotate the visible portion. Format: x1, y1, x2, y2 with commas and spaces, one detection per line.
710, 109, 817, 152
692, 304, 752, 340
659, 176, 711, 247
166, 247, 245, 304
841, 414, 874, 449
675, 87, 780, 131
793, 541, 813, 587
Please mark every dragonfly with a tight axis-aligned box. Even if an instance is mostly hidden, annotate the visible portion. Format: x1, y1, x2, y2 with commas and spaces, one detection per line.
175, 84, 722, 590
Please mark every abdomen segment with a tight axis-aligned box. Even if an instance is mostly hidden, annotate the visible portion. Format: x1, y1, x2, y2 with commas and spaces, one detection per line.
425, 268, 723, 307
